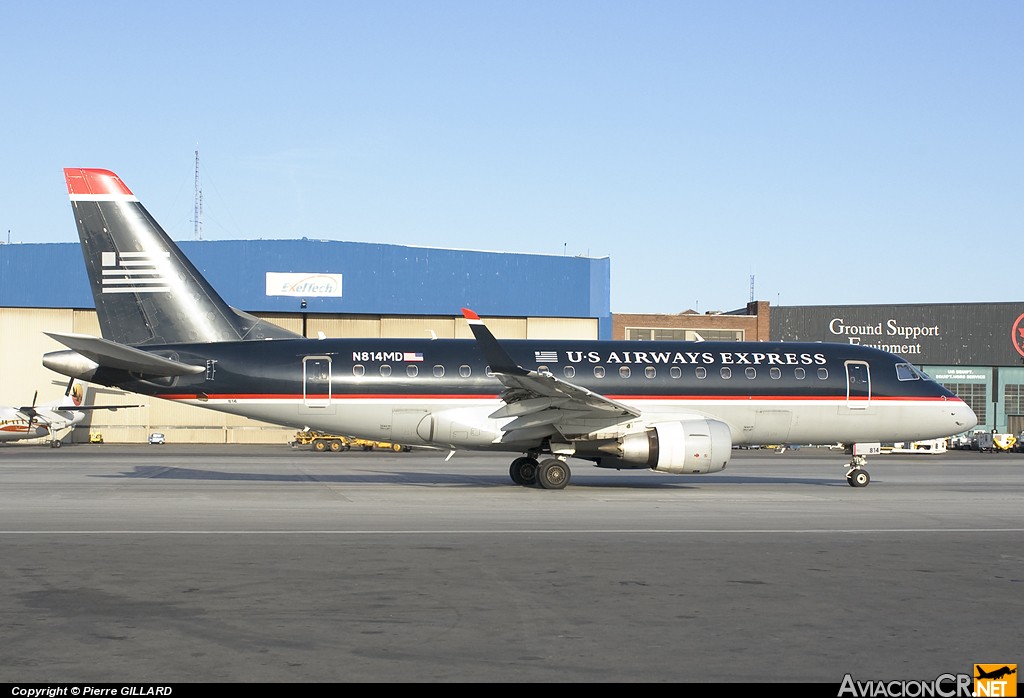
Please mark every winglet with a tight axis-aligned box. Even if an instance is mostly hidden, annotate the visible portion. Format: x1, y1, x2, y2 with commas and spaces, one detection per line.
461, 308, 526, 375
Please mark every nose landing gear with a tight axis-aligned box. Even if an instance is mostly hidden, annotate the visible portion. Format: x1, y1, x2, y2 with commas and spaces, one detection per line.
845, 449, 874, 487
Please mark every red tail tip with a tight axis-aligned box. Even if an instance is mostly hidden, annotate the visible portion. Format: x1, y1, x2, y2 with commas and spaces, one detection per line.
461, 308, 480, 321
64, 168, 134, 197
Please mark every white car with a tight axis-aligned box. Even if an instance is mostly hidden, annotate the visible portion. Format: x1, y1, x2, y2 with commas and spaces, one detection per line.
148, 432, 166, 445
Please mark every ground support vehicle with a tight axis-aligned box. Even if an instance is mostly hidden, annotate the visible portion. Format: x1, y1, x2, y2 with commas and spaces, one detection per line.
291, 432, 410, 452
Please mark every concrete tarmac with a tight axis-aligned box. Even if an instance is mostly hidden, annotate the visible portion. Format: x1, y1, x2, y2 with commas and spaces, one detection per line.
0, 443, 1021, 683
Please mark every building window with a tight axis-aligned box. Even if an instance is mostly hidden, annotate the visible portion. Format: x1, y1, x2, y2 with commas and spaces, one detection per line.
1005, 384, 1024, 416
626, 327, 744, 341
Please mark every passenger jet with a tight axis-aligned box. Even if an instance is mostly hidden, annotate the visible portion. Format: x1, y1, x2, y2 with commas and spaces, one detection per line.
41, 168, 978, 488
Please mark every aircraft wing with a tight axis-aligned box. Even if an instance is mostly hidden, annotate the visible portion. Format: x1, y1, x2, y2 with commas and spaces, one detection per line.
462, 309, 639, 442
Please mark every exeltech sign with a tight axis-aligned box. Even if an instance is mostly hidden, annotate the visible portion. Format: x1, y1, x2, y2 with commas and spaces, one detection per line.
266, 272, 343, 298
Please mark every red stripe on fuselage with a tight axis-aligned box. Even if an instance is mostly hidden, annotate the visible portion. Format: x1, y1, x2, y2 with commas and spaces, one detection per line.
154, 392, 960, 403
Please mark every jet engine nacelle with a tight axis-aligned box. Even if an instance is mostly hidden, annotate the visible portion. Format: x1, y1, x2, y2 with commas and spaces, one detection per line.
596, 419, 733, 474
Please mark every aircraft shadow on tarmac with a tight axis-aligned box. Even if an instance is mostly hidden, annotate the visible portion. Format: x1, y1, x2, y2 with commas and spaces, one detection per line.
98, 465, 841, 488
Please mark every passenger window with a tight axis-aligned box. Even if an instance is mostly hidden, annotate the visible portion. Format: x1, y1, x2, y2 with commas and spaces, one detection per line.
696, 367, 707, 379
485, 365, 494, 377
745, 367, 756, 379
770, 367, 781, 380
619, 366, 631, 378
459, 365, 471, 378
817, 368, 828, 380
353, 364, 365, 377
433, 365, 445, 378
721, 367, 732, 379
645, 367, 656, 378
564, 366, 575, 378
406, 365, 418, 378
795, 368, 806, 380
670, 367, 681, 379
594, 366, 606, 378
380, 365, 392, 377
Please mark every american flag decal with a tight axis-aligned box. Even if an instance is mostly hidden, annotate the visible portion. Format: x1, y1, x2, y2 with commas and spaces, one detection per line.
100, 250, 172, 294
534, 350, 558, 362
403, 352, 424, 362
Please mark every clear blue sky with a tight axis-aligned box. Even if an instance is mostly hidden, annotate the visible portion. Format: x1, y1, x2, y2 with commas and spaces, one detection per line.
3, 1, 1021, 314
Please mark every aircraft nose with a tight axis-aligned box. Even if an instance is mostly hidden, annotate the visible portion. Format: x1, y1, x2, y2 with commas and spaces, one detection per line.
953, 399, 978, 431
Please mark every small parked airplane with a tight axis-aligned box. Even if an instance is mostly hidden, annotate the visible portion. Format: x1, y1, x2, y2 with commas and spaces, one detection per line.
42, 168, 977, 487
0, 381, 135, 447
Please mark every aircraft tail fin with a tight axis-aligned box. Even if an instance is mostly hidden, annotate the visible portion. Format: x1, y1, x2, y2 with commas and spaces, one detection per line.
59, 380, 85, 409
64, 168, 300, 346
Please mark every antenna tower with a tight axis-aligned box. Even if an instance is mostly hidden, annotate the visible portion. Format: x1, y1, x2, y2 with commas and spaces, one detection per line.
193, 148, 203, 240
749, 274, 754, 302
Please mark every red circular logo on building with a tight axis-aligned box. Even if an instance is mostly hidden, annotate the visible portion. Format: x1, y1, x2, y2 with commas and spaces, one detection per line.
1012, 312, 1024, 358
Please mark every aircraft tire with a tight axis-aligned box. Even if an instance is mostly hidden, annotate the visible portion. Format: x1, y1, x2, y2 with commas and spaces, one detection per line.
509, 457, 538, 486
847, 469, 870, 488
537, 459, 571, 490
51, 440, 62, 449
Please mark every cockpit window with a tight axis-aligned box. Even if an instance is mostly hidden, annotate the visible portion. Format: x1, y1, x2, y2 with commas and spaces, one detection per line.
896, 362, 925, 381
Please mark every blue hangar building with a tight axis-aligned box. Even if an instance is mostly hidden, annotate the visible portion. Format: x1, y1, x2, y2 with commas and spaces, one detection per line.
0, 238, 612, 337
0, 238, 611, 444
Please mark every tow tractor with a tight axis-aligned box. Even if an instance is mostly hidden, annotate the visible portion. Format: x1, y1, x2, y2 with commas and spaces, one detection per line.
291, 431, 410, 452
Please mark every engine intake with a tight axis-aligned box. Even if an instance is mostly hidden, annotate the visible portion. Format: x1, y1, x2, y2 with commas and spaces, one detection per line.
595, 419, 732, 474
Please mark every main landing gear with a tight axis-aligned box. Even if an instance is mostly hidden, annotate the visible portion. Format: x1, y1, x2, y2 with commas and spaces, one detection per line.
509, 455, 571, 490
845, 454, 871, 488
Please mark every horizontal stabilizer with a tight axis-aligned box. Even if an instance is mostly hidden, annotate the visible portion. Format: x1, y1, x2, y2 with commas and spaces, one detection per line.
45, 332, 206, 376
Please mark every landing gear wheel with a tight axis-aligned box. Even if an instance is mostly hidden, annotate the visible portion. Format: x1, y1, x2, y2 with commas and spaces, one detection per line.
50, 440, 62, 449
510, 457, 539, 486
847, 469, 870, 488
536, 458, 571, 490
